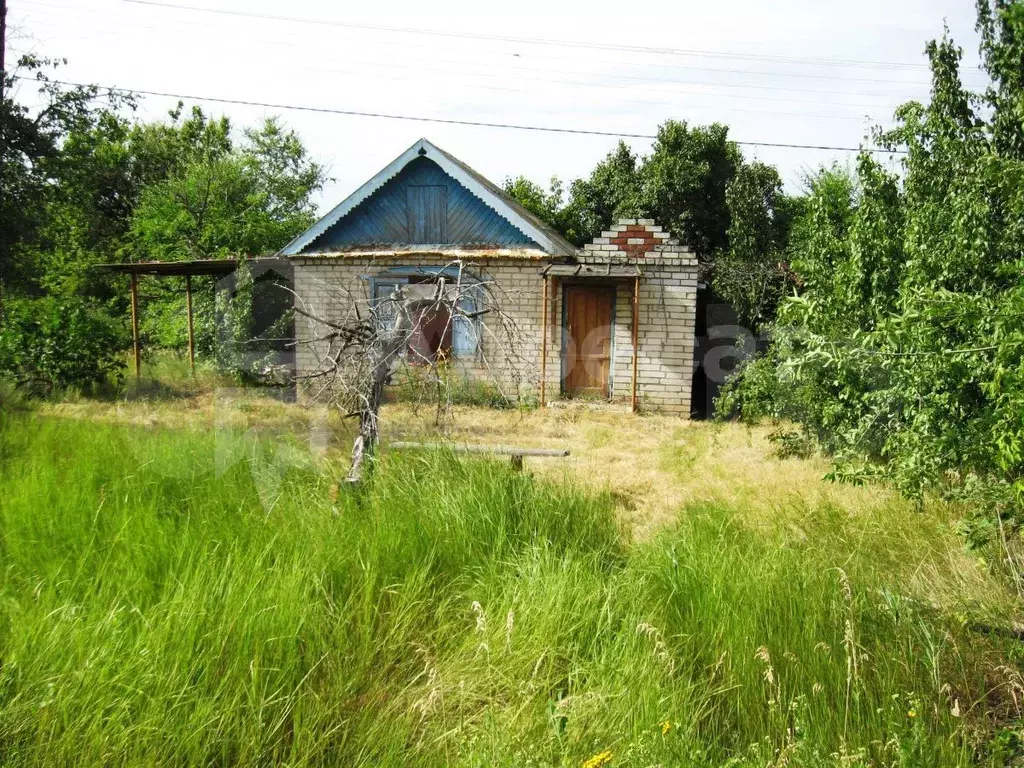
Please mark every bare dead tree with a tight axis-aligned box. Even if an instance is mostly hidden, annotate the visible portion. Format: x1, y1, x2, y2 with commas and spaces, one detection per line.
290, 259, 528, 485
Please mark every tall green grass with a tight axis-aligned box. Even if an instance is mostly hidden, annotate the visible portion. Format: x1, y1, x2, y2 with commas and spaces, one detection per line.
0, 414, 1016, 766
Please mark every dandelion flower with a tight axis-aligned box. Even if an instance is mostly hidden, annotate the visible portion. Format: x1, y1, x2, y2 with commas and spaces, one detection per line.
907, 709, 917, 718
660, 720, 672, 735
582, 749, 613, 768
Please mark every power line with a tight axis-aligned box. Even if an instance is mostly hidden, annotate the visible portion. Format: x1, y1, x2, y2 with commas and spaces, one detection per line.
15, 18, 905, 118
17, 12, 925, 106
120, 0, 949, 73
18, 75, 906, 154
23, 0, 989, 87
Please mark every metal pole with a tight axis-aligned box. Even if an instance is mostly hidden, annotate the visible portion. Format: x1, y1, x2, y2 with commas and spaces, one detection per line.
185, 274, 195, 375
631, 276, 640, 413
130, 273, 141, 380
540, 276, 549, 408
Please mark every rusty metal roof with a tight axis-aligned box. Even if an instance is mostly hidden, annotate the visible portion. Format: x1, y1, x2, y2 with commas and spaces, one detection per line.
541, 263, 642, 279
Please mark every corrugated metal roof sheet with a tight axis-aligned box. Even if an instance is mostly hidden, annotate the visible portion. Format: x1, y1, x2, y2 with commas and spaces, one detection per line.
542, 264, 642, 278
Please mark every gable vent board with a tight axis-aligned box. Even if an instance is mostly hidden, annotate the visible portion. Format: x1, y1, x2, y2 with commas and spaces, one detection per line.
407, 185, 448, 244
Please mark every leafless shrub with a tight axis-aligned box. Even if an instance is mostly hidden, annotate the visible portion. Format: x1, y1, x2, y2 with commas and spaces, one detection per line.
290, 259, 527, 484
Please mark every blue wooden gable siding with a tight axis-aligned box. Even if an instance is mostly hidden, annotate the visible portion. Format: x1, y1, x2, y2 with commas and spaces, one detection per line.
305, 157, 539, 252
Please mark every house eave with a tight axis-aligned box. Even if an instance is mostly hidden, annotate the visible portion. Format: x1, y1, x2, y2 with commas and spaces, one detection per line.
290, 248, 569, 262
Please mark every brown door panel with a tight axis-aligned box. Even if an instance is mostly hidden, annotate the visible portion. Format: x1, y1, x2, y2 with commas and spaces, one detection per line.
563, 285, 614, 397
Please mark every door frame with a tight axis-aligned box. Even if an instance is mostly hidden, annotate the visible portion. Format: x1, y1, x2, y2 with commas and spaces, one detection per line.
560, 282, 617, 399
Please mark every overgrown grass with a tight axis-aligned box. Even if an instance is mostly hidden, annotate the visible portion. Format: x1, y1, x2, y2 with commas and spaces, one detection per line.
0, 414, 1019, 766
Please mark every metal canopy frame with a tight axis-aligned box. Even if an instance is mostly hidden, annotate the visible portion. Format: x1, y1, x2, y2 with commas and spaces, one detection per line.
96, 259, 242, 379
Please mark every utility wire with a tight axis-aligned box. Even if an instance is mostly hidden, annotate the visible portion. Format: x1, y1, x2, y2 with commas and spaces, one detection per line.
11, 29, 896, 119
24, 0, 989, 87
14, 17, 904, 112
120, 0, 956, 73
18, 75, 907, 154
18, 13, 927, 106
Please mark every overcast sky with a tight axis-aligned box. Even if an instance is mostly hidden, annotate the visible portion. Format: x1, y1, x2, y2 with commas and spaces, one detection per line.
8, 0, 989, 211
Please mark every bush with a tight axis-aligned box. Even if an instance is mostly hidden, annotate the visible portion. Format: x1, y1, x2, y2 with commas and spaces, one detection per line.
0, 296, 126, 394
715, 346, 787, 422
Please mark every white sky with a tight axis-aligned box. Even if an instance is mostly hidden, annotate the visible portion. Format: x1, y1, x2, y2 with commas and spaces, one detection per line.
8, 0, 988, 211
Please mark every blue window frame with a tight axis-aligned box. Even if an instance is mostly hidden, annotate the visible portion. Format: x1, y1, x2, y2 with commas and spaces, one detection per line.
368, 267, 481, 359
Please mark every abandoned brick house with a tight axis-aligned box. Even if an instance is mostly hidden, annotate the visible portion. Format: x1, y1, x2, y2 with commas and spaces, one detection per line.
280, 138, 700, 415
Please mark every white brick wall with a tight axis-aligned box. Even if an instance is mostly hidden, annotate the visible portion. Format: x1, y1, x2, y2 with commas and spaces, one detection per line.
292, 219, 698, 416
292, 255, 548, 401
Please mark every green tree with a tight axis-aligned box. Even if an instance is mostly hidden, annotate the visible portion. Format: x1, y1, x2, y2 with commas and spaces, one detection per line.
0, 296, 125, 393
129, 114, 324, 260
502, 175, 565, 231
0, 56, 131, 297
505, 122, 792, 327
559, 141, 642, 246
639, 121, 741, 259
126, 112, 323, 359
722, 3, 1024, 541
713, 161, 802, 329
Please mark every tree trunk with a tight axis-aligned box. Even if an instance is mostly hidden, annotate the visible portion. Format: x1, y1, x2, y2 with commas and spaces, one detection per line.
345, 351, 390, 484
345, 295, 409, 485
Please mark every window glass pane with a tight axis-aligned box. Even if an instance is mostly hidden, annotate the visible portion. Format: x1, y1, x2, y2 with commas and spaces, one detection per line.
452, 293, 478, 357
372, 279, 406, 330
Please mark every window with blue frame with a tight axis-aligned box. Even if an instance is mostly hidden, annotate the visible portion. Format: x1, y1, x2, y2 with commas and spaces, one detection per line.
369, 268, 480, 362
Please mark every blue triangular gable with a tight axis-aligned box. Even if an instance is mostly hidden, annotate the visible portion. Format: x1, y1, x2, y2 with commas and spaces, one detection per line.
305, 156, 538, 252
280, 139, 577, 257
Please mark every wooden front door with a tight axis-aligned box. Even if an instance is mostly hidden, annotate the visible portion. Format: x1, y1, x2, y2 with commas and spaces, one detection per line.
563, 285, 614, 398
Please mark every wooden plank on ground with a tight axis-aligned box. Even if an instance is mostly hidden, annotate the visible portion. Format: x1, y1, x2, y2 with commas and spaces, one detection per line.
390, 442, 570, 458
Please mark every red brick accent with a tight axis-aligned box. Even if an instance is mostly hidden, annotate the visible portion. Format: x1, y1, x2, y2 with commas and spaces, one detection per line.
609, 224, 660, 256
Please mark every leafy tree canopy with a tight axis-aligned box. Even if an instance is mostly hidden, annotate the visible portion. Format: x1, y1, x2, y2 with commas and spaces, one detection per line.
128, 111, 324, 262
2, 63, 325, 387
0, 55, 132, 296
505, 120, 798, 328
721, 0, 1024, 542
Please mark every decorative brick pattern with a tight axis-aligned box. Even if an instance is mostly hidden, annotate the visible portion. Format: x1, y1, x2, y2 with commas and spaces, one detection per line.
564, 219, 698, 415
582, 219, 673, 259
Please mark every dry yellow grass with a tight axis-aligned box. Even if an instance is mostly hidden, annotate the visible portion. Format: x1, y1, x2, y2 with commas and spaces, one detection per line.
42, 391, 910, 535
382, 401, 897, 538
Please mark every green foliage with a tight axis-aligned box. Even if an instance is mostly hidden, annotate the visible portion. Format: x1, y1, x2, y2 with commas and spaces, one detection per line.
0, 415, 1012, 765
512, 123, 746, 258
129, 113, 324, 261
722, 3, 1024, 536
502, 175, 569, 235
211, 261, 292, 382
560, 140, 644, 246
2, 71, 323, 379
505, 122, 797, 328
639, 121, 741, 258
389, 363, 537, 409
0, 56, 133, 295
715, 344, 787, 422
714, 162, 802, 330
504, 123, 744, 257
0, 297, 125, 394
